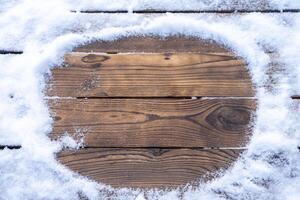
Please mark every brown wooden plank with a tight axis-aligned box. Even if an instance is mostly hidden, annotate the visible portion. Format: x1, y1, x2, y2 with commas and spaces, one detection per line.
49, 98, 255, 148
75, 36, 229, 53
47, 53, 254, 97
58, 148, 242, 188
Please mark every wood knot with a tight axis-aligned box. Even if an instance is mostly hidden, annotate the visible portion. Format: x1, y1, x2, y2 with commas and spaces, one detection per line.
206, 106, 251, 133
81, 54, 110, 63
54, 116, 62, 121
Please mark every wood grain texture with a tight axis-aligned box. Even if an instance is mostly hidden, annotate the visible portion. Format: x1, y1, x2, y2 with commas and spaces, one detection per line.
49, 37, 257, 188
47, 53, 254, 97
49, 98, 255, 148
58, 148, 242, 188
74, 36, 229, 53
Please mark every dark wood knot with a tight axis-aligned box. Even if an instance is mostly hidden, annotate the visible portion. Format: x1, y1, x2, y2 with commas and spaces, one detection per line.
81, 54, 110, 63
206, 106, 251, 133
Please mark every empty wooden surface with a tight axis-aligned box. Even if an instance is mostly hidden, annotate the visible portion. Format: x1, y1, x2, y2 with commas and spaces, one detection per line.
58, 148, 242, 188
47, 37, 256, 188
47, 53, 254, 97
50, 98, 255, 148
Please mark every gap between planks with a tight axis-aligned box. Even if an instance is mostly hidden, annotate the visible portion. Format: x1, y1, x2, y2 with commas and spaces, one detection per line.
70, 9, 300, 14
77, 146, 248, 150
0, 50, 23, 55
0, 145, 22, 150
44, 96, 258, 100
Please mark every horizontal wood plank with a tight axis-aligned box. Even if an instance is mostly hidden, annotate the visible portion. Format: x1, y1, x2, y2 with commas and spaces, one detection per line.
74, 36, 229, 53
47, 53, 254, 97
58, 148, 242, 188
49, 99, 255, 148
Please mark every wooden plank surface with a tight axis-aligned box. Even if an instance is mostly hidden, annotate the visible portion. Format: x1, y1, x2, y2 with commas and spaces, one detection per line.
49, 36, 256, 188
50, 98, 255, 148
47, 53, 254, 97
58, 148, 242, 188
75, 36, 229, 53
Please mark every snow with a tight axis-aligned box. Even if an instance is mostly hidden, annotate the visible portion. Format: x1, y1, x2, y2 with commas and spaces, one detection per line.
0, 0, 300, 199
67, 0, 300, 11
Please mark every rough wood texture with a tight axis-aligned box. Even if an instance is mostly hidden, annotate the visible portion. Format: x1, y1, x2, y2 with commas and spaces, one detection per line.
58, 148, 242, 188
75, 36, 229, 53
47, 53, 254, 97
50, 98, 255, 148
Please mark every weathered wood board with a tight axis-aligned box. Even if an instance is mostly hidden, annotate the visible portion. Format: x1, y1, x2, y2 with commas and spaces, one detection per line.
48, 53, 254, 97
50, 98, 255, 148
59, 148, 242, 188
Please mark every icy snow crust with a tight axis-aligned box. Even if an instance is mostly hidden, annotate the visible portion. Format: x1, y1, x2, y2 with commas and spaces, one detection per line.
1, 0, 300, 199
